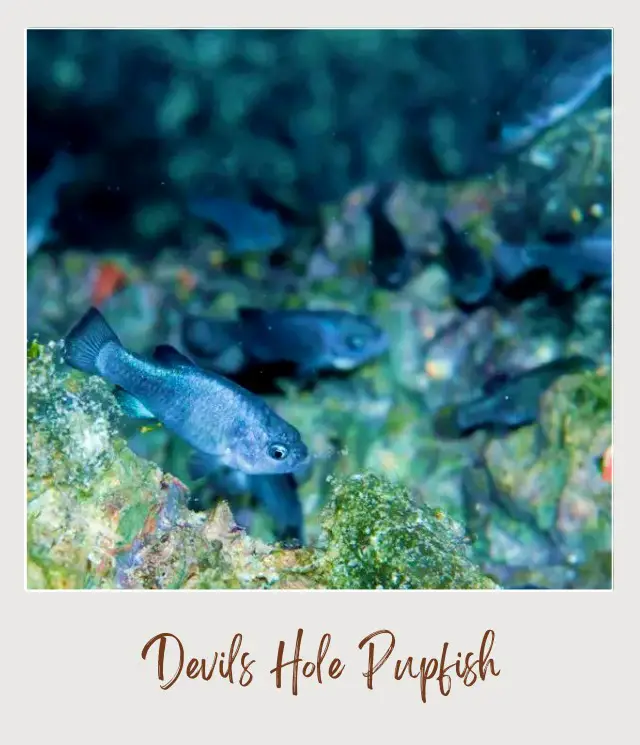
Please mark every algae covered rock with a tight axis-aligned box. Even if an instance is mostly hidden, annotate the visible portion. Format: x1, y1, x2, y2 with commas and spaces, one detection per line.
26, 340, 496, 590
539, 368, 612, 568
479, 366, 612, 587
318, 473, 497, 589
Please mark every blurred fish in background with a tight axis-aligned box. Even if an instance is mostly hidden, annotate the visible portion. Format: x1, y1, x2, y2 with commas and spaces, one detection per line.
187, 195, 288, 255
182, 307, 389, 381
366, 183, 413, 290
434, 355, 597, 438
493, 229, 612, 291
490, 32, 612, 154
27, 151, 77, 257
439, 216, 494, 306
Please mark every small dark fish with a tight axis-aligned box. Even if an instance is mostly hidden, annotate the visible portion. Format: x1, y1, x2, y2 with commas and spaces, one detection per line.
182, 308, 388, 379
494, 35, 612, 152
366, 184, 412, 291
493, 233, 612, 291
187, 195, 286, 254
439, 217, 494, 305
64, 308, 309, 475
27, 151, 77, 257
188, 451, 304, 544
434, 355, 596, 437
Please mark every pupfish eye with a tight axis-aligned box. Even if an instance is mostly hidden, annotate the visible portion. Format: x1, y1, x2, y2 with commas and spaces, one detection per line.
268, 443, 289, 461
345, 335, 366, 351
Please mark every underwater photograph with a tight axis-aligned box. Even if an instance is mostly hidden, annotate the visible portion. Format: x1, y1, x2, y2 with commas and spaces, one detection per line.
26, 29, 612, 590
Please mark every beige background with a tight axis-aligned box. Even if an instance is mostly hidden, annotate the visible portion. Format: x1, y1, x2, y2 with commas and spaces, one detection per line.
11, 10, 631, 743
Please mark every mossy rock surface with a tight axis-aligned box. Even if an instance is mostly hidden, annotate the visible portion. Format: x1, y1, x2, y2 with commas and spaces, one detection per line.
481, 368, 611, 586
319, 473, 497, 589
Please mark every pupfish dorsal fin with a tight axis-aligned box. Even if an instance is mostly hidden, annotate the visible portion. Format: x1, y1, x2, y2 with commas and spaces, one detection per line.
153, 344, 196, 368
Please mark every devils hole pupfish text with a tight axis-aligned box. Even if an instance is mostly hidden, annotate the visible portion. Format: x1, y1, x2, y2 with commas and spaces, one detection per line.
140, 628, 500, 703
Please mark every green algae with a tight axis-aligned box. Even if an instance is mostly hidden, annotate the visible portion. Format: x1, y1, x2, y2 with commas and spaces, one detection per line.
317, 473, 497, 589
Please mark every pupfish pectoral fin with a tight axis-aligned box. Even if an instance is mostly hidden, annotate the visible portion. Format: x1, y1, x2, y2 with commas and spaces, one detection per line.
113, 387, 157, 419
188, 449, 224, 481
153, 344, 197, 368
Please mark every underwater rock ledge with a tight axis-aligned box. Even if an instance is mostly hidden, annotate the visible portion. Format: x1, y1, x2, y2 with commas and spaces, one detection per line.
26, 340, 497, 590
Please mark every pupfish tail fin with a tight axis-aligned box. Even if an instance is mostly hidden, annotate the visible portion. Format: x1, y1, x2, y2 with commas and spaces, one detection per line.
63, 307, 120, 375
